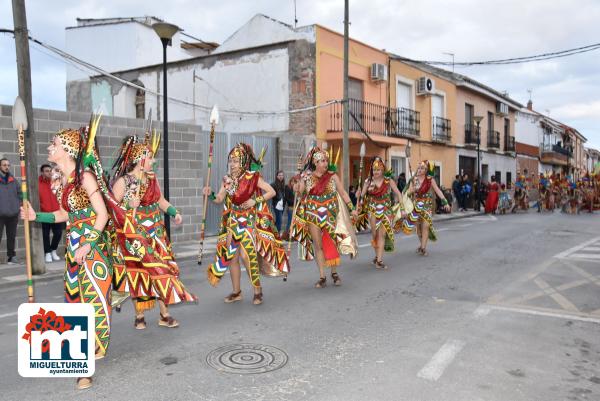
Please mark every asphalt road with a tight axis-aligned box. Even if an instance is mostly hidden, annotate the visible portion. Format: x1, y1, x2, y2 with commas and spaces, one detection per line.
0, 211, 599, 401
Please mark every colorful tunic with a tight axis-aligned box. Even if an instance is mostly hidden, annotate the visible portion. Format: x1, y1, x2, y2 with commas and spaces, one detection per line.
485, 182, 499, 213
208, 171, 289, 287
59, 173, 112, 356
356, 178, 397, 250
112, 173, 196, 312
498, 189, 511, 211
291, 172, 358, 266
401, 176, 437, 241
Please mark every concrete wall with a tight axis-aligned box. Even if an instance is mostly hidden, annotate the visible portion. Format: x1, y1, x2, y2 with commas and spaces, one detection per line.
0, 104, 204, 262
515, 109, 542, 148
215, 14, 314, 54
66, 20, 203, 82
457, 148, 516, 186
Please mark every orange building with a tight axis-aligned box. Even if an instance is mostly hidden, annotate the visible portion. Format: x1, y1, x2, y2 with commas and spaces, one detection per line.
388, 58, 458, 188
315, 25, 408, 186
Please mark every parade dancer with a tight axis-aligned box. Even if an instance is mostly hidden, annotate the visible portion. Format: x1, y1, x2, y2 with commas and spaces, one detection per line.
485, 176, 500, 214
21, 123, 111, 390
110, 135, 196, 329
355, 156, 404, 269
290, 146, 358, 288
498, 183, 511, 214
204, 143, 289, 305
511, 174, 529, 213
401, 161, 450, 256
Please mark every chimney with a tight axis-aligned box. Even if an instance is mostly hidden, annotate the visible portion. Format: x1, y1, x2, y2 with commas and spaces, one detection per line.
527, 99, 533, 110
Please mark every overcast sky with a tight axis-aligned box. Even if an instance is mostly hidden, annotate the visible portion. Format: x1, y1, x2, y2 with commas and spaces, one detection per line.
1, 0, 599, 148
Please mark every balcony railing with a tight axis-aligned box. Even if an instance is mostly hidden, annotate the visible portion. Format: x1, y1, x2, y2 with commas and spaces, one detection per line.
328, 98, 420, 138
504, 134, 515, 152
464, 123, 479, 145
487, 130, 500, 148
389, 107, 421, 137
432, 116, 451, 142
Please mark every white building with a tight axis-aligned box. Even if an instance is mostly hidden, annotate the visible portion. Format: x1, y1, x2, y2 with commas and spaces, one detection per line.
66, 16, 217, 115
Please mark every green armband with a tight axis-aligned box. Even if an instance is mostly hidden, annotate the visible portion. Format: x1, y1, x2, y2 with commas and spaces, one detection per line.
346, 201, 355, 212
35, 212, 55, 224
441, 198, 449, 206
166, 205, 179, 217
208, 191, 216, 201
80, 227, 101, 249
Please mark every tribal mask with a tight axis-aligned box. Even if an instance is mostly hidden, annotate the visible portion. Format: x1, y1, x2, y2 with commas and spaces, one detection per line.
54, 129, 82, 160
228, 143, 254, 171
311, 148, 329, 164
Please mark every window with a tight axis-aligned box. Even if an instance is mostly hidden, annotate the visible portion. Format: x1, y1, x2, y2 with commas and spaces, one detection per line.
133, 80, 145, 119
348, 78, 364, 131
506, 172, 512, 188
465, 104, 474, 126
487, 111, 494, 133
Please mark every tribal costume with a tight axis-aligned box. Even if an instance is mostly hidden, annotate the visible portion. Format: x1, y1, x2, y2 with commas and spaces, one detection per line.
111, 136, 196, 313
39, 128, 112, 357
207, 143, 289, 288
356, 157, 400, 252
498, 185, 511, 214
290, 147, 358, 267
401, 161, 437, 241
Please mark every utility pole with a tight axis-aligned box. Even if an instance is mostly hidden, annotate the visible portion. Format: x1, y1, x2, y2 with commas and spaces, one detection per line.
12, 0, 45, 274
342, 0, 350, 188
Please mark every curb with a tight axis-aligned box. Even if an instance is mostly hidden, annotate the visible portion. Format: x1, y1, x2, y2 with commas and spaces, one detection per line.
433, 211, 485, 223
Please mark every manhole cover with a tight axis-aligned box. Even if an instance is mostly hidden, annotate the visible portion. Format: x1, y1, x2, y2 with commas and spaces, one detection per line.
206, 343, 288, 374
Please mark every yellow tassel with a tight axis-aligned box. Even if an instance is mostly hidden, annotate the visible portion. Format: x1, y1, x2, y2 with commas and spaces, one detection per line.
329, 145, 333, 163
325, 257, 340, 267
134, 299, 156, 313
207, 269, 221, 287
335, 147, 341, 167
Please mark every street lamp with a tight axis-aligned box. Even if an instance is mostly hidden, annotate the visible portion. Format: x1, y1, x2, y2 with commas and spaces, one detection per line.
152, 22, 180, 238
473, 115, 484, 211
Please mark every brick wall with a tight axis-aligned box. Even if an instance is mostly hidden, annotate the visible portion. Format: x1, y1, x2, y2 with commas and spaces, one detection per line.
285, 39, 317, 178
0, 105, 204, 261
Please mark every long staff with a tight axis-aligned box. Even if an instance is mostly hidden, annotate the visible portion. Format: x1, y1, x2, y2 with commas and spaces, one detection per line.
13, 97, 34, 302
197, 106, 219, 265
356, 142, 366, 208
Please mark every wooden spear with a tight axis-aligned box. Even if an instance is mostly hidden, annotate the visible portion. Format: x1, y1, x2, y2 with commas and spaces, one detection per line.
197, 105, 219, 265
12, 96, 33, 302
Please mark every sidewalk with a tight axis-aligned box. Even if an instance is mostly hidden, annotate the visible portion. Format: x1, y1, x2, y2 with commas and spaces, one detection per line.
0, 211, 483, 290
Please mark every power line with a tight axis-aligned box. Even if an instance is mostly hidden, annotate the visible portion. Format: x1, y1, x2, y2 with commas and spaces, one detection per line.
396, 42, 600, 66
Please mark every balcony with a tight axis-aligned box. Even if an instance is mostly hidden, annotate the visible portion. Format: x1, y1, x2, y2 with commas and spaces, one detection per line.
487, 130, 500, 149
432, 116, 451, 142
540, 143, 570, 166
504, 135, 515, 152
328, 98, 420, 138
464, 123, 479, 145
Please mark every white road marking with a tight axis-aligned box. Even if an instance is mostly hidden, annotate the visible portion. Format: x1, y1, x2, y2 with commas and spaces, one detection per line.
0, 311, 18, 319
583, 246, 600, 251
570, 253, 600, 260
554, 237, 600, 259
486, 304, 600, 324
359, 243, 371, 248
417, 339, 466, 381
472, 305, 491, 318
3, 274, 27, 282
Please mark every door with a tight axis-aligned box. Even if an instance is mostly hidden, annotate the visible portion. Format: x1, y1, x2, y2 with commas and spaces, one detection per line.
431, 94, 443, 138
